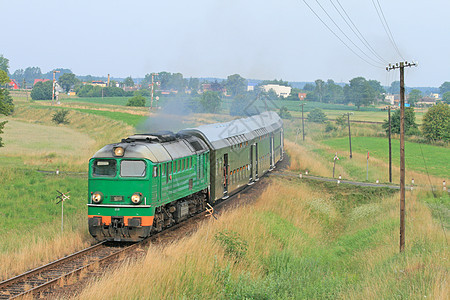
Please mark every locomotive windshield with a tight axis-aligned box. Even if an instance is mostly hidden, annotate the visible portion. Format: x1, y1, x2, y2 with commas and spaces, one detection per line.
120, 160, 146, 177
92, 159, 116, 177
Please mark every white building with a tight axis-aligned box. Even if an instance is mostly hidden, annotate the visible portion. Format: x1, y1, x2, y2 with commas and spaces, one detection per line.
384, 94, 395, 105
261, 84, 291, 98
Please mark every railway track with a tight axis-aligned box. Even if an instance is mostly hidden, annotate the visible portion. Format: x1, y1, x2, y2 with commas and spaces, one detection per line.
0, 241, 137, 299
0, 161, 282, 299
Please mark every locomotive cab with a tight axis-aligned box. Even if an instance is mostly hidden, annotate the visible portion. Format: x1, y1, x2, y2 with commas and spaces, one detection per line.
88, 133, 210, 242
88, 156, 155, 242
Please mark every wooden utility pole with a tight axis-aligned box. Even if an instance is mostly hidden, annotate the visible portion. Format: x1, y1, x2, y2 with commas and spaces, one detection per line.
386, 61, 417, 253
388, 106, 392, 183
343, 112, 353, 159
300, 102, 306, 141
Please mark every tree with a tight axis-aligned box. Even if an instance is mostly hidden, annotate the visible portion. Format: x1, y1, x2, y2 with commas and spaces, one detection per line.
389, 81, 400, 94
314, 79, 325, 102
303, 83, 315, 91
52, 110, 70, 124
422, 103, 449, 142
230, 91, 259, 116
382, 107, 419, 136
23, 67, 43, 85
279, 106, 292, 119
0, 70, 14, 147
188, 77, 200, 92
285, 88, 302, 101
408, 89, 422, 107
439, 82, 450, 95
126, 91, 146, 107
30, 81, 52, 100
226, 74, 247, 97
0, 55, 9, 73
58, 73, 78, 93
307, 108, 327, 123
199, 91, 221, 113
324, 79, 344, 103
123, 76, 134, 87
344, 77, 376, 109
442, 91, 450, 104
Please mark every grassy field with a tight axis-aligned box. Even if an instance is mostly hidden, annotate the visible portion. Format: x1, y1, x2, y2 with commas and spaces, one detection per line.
77, 179, 449, 299
1, 92, 447, 297
322, 136, 450, 179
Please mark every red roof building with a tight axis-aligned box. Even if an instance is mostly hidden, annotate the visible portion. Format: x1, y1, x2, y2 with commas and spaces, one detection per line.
33, 79, 50, 85
9, 80, 19, 89
298, 93, 307, 100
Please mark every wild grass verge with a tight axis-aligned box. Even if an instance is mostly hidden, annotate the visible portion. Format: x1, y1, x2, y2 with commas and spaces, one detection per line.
77, 179, 448, 299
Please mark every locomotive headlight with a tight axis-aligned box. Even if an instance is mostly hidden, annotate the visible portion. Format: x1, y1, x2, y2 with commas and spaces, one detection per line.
92, 191, 103, 204
131, 192, 142, 204
113, 147, 124, 157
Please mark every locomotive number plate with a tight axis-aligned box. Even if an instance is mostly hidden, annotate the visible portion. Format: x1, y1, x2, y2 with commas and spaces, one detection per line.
110, 195, 124, 202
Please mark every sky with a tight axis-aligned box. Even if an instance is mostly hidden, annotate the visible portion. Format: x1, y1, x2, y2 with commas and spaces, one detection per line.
2, 0, 449, 87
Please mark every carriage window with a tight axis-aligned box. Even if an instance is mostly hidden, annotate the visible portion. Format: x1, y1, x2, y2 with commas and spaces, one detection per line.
120, 160, 146, 177
93, 159, 116, 177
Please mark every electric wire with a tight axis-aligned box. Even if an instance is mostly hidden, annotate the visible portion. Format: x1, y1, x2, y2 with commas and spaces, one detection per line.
371, 0, 405, 61
301, 0, 384, 69
313, 0, 385, 67
332, 0, 388, 64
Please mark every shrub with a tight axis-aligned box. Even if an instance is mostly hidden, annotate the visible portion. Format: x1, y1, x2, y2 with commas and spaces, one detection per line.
382, 107, 418, 135
52, 109, 70, 124
307, 108, 327, 123
214, 230, 247, 262
279, 106, 292, 119
325, 122, 337, 132
30, 81, 52, 100
335, 115, 346, 128
422, 103, 450, 142
126, 92, 146, 107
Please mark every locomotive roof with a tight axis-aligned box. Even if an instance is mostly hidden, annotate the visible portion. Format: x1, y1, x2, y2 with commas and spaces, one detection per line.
179, 111, 282, 150
91, 133, 208, 163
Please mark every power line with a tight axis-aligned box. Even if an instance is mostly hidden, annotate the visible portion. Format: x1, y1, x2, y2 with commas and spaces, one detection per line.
313, 0, 384, 67
332, 0, 388, 64
301, 0, 384, 68
372, 0, 405, 60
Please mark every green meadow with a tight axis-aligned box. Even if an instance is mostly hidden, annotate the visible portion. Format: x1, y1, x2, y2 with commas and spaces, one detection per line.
1, 92, 448, 298
322, 136, 449, 178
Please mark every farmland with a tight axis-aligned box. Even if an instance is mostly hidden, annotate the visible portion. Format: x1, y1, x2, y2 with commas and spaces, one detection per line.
0, 93, 448, 298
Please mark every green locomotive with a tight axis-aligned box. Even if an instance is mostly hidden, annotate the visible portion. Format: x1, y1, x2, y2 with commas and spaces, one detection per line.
88, 111, 283, 241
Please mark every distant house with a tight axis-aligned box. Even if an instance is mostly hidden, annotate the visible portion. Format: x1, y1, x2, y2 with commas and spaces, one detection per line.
384, 94, 395, 105
91, 81, 107, 87
8, 80, 19, 89
202, 83, 212, 92
431, 93, 440, 99
33, 79, 50, 86
247, 83, 256, 92
417, 97, 436, 107
261, 84, 291, 98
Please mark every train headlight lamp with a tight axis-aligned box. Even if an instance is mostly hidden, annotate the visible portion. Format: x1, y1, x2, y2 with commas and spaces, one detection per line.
92, 191, 103, 204
131, 192, 142, 204
113, 147, 124, 157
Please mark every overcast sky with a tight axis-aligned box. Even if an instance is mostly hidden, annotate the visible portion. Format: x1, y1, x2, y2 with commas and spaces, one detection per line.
2, 0, 449, 87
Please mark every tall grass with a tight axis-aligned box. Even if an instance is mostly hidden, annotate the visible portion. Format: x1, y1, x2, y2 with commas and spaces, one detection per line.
77, 179, 448, 299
